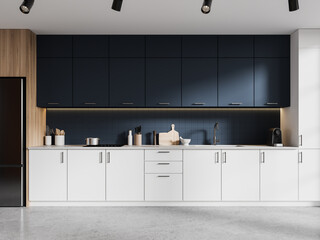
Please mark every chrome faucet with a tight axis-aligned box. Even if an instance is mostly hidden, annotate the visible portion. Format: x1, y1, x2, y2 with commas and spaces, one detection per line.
213, 122, 220, 145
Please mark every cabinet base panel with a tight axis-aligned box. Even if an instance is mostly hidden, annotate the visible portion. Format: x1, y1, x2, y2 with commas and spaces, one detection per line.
29, 201, 320, 207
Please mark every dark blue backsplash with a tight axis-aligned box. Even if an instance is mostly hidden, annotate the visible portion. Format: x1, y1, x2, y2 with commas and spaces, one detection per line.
46, 109, 280, 145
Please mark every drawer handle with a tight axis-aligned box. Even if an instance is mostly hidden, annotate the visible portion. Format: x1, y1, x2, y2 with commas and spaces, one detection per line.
265, 102, 278, 105
157, 175, 170, 178
99, 152, 103, 163
229, 103, 242, 105
215, 152, 219, 163
158, 102, 170, 105
157, 163, 170, 165
158, 151, 170, 153
261, 152, 265, 163
48, 102, 59, 105
192, 103, 205, 105
298, 152, 303, 163
60, 152, 64, 163
122, 102, 134, 105
84, 102, 97, 105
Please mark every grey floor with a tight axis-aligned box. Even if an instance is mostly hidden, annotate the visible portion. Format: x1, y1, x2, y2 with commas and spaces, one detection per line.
0, 207, 320, 240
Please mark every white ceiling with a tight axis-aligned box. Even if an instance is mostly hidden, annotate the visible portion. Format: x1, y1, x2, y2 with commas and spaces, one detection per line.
0, 0, 319, 34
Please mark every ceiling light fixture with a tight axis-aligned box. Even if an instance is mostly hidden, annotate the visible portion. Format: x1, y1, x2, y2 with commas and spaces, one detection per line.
201, 0, 212, 14
19, 0, 34, 14
288, 0, 299, 11
112, 0, 123, 12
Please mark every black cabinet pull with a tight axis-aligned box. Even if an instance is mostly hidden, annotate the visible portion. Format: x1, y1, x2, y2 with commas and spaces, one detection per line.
265, 102, 278, 105
157, 163, 170, 165
229, 103, 243, 105
84, 102, 97, 105
158, 151, 170, 153
158, 102, 170, 105
47, 102, 59, 105
157, 175, 170, 178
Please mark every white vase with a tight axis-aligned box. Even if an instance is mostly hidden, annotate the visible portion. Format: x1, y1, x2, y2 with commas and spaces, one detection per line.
55, 135, 65, 146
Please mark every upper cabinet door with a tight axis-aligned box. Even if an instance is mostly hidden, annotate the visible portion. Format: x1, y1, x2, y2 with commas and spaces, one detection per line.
182, 58, 217, 107
218, 36, 254, 57
110, 36, 145, 57
146, 58, 181, 107
218, 58, 254, 107
110, 58, 145, 107
73, 35, 108, 58
182, 36, 217, 57
73, 58, 109, 107
255, 58, 290, 107
37, 58, 73, 107
37, 35, 72, 58
255, 35, 290, 57
146, 36, 181, 58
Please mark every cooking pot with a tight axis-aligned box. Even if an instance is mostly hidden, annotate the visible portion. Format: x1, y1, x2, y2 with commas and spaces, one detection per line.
85, 137, 100, 146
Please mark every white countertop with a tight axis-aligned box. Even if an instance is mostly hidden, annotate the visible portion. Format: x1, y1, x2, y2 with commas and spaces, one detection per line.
28, 145, 298, 150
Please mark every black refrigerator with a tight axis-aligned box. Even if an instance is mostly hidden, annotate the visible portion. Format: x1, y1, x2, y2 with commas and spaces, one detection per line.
0, 78, 25, 207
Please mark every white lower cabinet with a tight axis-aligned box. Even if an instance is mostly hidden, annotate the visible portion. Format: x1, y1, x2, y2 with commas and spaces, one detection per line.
145, 174, 182, 201
183, 150, 221, 201
299, 150, 320, 201
106, 150, 144, 201
260, 150, 298, 201
221, 150, 260, 201
68, 150, 106, 201
29, 150, 67, 201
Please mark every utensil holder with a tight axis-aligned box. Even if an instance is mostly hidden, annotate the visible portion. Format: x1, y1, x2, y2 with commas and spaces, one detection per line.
44, 136, 52, 146
134, 134, 142, 146
55, 135, 65, 146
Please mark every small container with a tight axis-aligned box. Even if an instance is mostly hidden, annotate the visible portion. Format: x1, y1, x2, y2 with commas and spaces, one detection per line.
134, 133, 142, 146
44, 136, 52, 146
128, 130, 133, 146
85, 137, 100, 146
55, 135, 65, 146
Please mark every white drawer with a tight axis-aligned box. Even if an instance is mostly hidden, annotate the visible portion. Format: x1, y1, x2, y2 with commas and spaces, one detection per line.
145, 162, 182, 174
145, 174, 182, 201
145, 150, 183, 161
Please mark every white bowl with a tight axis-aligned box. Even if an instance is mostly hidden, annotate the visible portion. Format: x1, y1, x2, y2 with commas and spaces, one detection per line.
181, 138, 191, 145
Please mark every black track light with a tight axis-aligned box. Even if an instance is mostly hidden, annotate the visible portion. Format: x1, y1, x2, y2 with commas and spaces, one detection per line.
201, 0, 212, 14
112, 0, 123, 12
19, 0, 34, 14
288, 0, 299, 11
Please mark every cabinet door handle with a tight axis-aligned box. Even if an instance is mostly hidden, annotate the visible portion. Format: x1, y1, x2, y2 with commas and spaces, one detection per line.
299, 135, 303, 146
122, 102, 134, 105
158, 102, 170, 105
84, 102, 97, 105
157, 163, 170, 165
222, 152, 226, 163
266, 102, 278, 105
192, 103, 205, 105
48, 102, 59, 105
298, 152, 303, 163
215, 152, 219, 163
106, 152, 111, 163
261, 152, 265, 163
157, 175, 170, 178
230, 103, 243, 105
99, 152, 103, 163
158, 151, 170, 153
60, 152, 64, 163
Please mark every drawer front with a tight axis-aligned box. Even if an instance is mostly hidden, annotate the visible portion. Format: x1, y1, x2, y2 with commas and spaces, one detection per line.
145, 174, 182, 201
145, 162, 182, 174
145, 150, 183, 161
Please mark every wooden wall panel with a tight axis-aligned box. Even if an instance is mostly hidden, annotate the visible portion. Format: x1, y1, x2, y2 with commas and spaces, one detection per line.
0, 29, 46, 206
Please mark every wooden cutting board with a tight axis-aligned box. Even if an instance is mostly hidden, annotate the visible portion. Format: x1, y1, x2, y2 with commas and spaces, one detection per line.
159, 124, 179, 146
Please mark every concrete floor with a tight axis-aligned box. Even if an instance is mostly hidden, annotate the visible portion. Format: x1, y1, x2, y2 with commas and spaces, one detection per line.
0, 207, 320, 240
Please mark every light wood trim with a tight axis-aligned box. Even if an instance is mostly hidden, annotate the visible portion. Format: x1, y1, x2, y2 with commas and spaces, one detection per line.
0, 29, 46, 206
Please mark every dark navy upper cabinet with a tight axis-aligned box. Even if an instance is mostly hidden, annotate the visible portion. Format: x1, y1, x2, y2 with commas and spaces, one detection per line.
255, 58, 290, 107
182, 36, 217, 57
146, 36, 181, 58
218, 36, 254, 57
218, 59, 254, 107
255, 36, 290, 57
182, 58, 217, 107
37, 58, 73, 107
73, 58, 109, 107
146, 58, 181, 107
73, 36, 108, 58
110, 58, 145, 107
110, 36, 145, 57
37, 35, 72, 58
